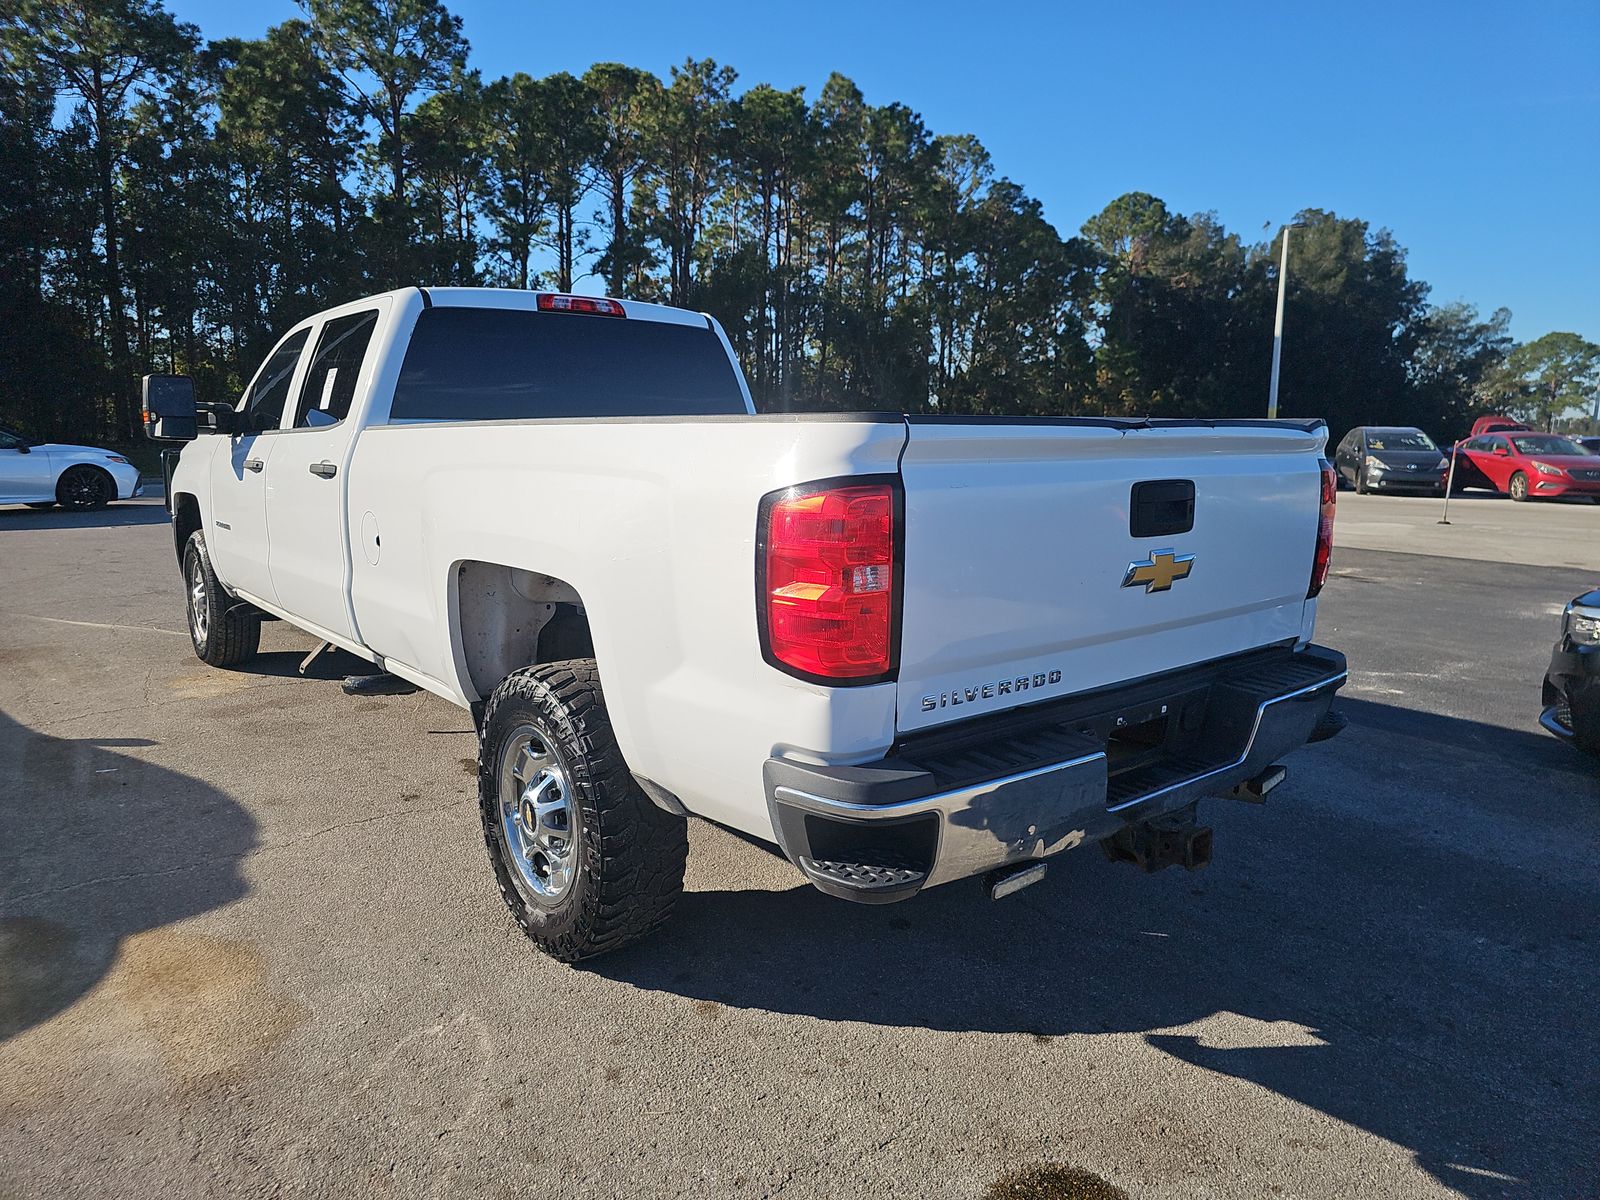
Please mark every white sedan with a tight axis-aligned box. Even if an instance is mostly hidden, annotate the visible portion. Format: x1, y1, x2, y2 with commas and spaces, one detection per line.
0, 426, 144, 510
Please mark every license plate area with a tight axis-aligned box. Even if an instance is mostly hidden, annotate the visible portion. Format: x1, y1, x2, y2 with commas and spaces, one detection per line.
1092, 686, 1211, 779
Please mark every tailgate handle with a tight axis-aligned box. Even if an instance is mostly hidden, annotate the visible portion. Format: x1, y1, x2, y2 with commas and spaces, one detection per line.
1130, 479, 1194, 538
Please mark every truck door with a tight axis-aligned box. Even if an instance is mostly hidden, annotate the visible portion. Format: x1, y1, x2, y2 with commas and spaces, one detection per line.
265, 306, 383, 645
207, 327, 310, 606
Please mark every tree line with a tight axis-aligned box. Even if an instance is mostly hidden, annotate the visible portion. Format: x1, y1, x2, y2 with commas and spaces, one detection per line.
3, 0, 1596, 447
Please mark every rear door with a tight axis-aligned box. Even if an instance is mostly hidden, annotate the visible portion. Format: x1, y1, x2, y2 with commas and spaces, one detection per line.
893, 419, 1325, 734
266, 303, 385, 644
207, 327, 310, 604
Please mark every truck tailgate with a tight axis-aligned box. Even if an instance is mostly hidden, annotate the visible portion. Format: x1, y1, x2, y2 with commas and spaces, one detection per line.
895, 419, 1326, 734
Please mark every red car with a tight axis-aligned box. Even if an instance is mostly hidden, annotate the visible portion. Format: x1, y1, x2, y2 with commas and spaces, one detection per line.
1468, 415, 1532, 438
1449, 431, 1600, 501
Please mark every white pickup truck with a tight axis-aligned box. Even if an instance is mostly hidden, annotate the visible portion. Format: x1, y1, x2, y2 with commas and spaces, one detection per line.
146, 287, 1347, 961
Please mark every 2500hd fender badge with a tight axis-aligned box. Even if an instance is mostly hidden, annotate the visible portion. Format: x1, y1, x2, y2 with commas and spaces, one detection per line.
921, 669, 1063, 712
1123, 549, 1195, 593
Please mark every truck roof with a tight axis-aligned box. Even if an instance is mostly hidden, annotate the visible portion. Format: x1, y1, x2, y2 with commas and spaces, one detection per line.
335, 286, 710, 329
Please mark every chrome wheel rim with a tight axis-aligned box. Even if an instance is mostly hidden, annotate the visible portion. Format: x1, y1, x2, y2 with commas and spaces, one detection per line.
497, 725, 578, 905
188, 558, 208, 644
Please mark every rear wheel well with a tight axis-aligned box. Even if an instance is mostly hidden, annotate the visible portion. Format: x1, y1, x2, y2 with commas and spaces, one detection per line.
454, 561, 594, 699
172, 493, 202, 564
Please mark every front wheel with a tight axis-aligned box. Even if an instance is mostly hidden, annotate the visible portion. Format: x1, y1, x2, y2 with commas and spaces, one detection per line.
478, 660, 687, 962
182, 531, 261, 667
1354, 466, 1369, 495
1509, 471, 1529, 502
57, 465, 111, 511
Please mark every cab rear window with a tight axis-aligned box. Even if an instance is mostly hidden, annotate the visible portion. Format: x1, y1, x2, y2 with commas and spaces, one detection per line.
388, 307, 747, 422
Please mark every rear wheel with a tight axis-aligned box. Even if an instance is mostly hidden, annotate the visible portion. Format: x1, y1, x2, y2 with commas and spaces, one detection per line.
56, 465, 111, 511
1508, 471, 1529, 502
182, 530, 260, 667
478, 660, 687, 962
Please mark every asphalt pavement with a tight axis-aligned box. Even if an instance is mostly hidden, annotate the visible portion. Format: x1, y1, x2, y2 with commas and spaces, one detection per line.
1, 497, 1597, 1200
1334, 489, 1599, 571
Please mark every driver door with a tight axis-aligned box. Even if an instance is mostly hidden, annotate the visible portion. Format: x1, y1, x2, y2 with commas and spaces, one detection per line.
1474, 436, 1516, 491
207, 328, 310, 605
266, 304, 384, 644
0, 429, 56, 503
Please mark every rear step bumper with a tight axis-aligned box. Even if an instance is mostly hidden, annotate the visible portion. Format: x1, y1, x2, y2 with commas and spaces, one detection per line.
765, 644, 1346, 904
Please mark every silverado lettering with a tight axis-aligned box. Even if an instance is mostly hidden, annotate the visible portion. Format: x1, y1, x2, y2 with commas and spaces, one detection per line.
921, 668, 1065, 712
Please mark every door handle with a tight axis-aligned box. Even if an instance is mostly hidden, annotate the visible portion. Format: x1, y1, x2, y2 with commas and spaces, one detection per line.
244, 458, 264, 473
309, 461, 337, 479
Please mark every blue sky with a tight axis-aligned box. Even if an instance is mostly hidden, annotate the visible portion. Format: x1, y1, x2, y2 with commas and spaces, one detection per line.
172, 0, 1599, 343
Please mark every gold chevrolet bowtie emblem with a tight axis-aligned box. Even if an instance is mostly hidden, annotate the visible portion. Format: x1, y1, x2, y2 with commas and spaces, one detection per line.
1122, 549, 1195, 593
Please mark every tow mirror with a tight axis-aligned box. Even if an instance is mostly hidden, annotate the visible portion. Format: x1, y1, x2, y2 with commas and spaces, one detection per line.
142, 374, 198, 442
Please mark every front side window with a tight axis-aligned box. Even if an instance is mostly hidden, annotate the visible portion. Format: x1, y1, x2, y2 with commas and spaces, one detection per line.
1510, 435, 1585, 457
389, 307, 748, 423
293, 310, 380, 428
0, 429, 23, 451
242, 329, 310, 433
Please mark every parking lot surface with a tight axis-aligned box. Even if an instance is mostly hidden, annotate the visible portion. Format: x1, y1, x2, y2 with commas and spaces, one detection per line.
2, 497, 1597, 1200
1335, 490, 1599, 570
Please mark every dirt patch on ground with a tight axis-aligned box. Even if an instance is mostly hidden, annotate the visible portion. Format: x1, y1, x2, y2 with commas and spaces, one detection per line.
166, 670, 255, 700
0, 917, 97, 1039
0, 925, 306, 1108
983, 1163, 1130, 1200
109, 928, 307, 1089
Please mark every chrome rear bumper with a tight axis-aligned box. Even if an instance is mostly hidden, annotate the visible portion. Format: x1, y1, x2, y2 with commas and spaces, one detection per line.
765, 645, 1347, 903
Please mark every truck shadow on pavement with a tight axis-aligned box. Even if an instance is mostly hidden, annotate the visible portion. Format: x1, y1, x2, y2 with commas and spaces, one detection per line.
595, 699, 1599, 1200
0, 709, 256, 1044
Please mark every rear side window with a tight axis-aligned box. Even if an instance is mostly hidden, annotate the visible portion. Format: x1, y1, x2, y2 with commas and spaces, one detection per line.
293, 310, 379, 428
242, 328, 309, 432
388, 307, 747, 422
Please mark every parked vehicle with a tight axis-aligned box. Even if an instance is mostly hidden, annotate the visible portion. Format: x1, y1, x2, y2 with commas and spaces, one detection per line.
1448, 432, 1600, 501
1542, 589, 1600, 757
1574, 436, 1600, 456
1468, 415, 1532, 438
0, 426, 143, 510
146, 287, 1347, 961
1332, 426, 1449, 494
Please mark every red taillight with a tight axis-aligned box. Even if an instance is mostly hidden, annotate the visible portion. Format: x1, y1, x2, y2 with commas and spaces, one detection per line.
759, 481, 897, 682
1308, 457, 1336, 598
536, 293, 625, 317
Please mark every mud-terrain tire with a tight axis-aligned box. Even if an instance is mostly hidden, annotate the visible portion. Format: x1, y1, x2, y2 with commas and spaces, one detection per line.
478, 660, 687, 962
183, 530, 261, 667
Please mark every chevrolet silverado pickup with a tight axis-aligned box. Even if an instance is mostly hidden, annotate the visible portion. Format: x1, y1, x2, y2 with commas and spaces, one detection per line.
145, 287, 1347, 961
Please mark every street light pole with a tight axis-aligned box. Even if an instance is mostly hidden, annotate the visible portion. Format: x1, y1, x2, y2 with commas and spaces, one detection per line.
1268, 225, 1292, 419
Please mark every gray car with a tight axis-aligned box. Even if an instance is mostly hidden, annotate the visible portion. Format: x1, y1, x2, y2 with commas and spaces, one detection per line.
1333, 426, 1450, 495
